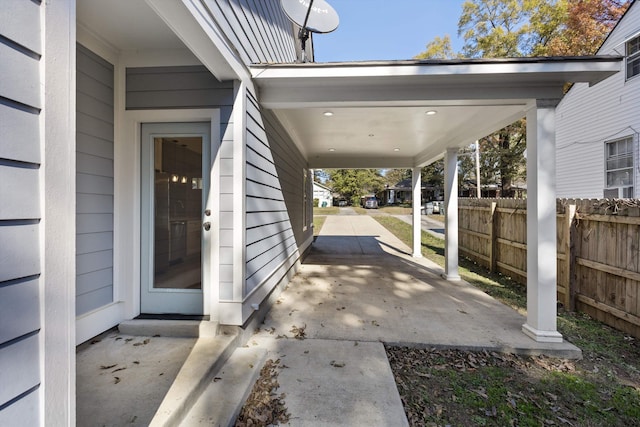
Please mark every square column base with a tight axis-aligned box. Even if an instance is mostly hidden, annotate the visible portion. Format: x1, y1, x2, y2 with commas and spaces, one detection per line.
441, 273, 461, 282
522, 323, 563, 343
412, 252, 423, 259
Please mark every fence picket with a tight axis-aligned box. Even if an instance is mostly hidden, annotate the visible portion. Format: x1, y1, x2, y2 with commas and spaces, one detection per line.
459, 198, 640, 338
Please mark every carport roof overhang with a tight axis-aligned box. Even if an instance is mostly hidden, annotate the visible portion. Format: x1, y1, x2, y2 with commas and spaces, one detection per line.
250, 56, 622, 169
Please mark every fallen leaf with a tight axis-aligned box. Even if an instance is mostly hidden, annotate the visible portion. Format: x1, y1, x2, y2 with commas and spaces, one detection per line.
100, 364, 117, 370
114, 377, 121, 384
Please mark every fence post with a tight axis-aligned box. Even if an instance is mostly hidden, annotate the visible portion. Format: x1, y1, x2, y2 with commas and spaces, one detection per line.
488, 201, 497, 273
564, 203, 577, 310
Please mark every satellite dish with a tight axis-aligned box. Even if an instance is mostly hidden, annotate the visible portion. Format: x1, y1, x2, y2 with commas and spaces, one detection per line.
281, 0, 340, 62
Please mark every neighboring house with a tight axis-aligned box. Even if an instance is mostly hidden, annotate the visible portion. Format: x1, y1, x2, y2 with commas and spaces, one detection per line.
0, 0, 622, 424
379, 179, 442, 205
556, 1, 640, 198
313, 181, 333, 207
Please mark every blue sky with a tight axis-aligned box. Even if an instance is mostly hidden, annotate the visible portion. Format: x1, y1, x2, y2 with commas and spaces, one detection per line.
312, 0, 467, 62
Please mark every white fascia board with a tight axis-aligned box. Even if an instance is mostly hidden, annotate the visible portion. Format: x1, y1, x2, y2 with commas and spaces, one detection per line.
251, 58, 621, 82
145, 0, 249, 82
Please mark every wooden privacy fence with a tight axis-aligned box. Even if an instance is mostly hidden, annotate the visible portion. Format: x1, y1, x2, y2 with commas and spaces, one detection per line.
458, 198, 640, 338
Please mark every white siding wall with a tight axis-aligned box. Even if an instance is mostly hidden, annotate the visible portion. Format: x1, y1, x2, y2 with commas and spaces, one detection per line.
76, 44, 115, 316
556, 3, 640, 198
201, 0, 298, 64
0, 0, 43, 424
244, 90, 312, 296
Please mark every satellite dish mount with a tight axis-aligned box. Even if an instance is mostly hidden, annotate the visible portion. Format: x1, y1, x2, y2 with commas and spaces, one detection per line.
297, 0, 314, 61
281, 0, 340, 62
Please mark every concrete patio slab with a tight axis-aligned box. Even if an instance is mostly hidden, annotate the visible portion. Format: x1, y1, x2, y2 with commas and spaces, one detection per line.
76, 331, 196, 427
76, 213, 580, 426
248, 338, 409, 427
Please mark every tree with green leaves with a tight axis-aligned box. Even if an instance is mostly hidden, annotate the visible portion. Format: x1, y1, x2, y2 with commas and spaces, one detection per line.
327, 169, 385, 205
383, 169, 411, 187
416, 0, 630, 197
414, 36, 457, 60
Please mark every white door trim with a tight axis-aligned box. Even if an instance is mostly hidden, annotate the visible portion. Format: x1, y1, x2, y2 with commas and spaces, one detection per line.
117, 109, 220, 320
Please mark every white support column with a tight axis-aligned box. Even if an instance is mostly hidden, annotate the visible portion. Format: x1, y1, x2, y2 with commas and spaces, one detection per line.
412, 167, 422, 258
443, 148, 461, 281
43, 1, 76, 425
523, 100, 563, 343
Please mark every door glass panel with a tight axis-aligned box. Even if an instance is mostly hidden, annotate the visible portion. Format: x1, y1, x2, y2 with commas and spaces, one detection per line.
153, 137, 203, 290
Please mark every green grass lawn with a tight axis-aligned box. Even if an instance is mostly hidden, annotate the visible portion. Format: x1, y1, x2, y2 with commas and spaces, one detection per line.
313, 207, 339, 215
374, 215, 640, 427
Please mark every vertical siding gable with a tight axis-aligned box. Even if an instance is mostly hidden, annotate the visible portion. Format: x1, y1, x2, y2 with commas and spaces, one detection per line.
242, 0, 277, 61
201, 0, 298, 64
76, 45, 115, 316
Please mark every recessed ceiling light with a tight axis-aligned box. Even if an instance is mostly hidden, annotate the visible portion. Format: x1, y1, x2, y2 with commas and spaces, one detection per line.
393, 148, 400, 152
426, 110, 437, 116
323, 111, 334, 117
328, 148, 336, 152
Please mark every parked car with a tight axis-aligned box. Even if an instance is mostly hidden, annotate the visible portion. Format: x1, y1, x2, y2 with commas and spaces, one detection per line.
364, 196, 378, 209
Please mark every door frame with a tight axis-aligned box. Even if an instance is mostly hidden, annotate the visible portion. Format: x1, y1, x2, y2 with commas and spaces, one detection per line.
139, 122, 211, 315
118, 109, 221, 320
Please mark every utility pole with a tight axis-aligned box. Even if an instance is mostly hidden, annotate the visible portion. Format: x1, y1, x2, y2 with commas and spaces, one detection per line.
475, 140, 481, 198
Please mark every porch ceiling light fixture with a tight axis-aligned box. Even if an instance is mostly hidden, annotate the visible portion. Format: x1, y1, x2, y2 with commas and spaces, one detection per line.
393, 148, 400, 152
328, 148, 336, 152
425, 110, 438, 116
323, 111, 334, 117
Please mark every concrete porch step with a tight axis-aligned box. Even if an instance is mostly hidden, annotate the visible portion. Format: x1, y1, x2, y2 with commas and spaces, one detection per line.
179, 347, 268, 427
118, 319, 219, 338
148, 327, 243, 427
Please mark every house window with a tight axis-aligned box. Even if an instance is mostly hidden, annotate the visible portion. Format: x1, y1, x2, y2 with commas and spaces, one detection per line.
605, 137, 634, 198
627, 34, 640, 80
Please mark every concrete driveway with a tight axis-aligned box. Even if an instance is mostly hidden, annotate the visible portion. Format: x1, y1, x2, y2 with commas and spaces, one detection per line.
247, 214, 579, 426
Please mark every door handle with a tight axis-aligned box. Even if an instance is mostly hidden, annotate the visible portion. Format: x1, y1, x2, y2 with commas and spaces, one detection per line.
203, 222, 211, 231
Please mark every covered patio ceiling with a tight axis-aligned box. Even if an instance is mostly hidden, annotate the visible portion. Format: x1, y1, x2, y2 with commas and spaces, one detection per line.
250, 58, 621, 169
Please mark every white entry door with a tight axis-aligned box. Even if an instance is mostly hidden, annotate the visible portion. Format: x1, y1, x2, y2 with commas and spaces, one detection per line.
140, 122, 212, 315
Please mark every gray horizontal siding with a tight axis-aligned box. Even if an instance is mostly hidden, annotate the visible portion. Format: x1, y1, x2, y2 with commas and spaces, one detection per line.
202, 0, 297, 64
0, 42, 40, 109
0, 224, 40, 283
0, 103, 40, 164
0, 278, 40, 345
0, 166, 39, 220
126, 66, 234, 110
0, 0, 42, 55
0, 2, 42, 422
0, 334, 40, 408
0, 387, 39, 427
244, 89, 310, 295
76, 44, 114, 316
